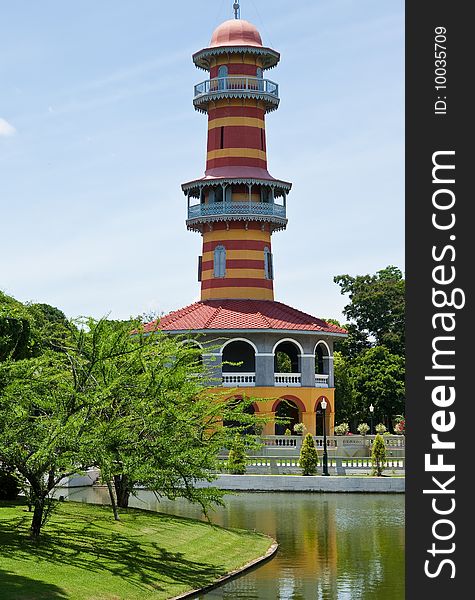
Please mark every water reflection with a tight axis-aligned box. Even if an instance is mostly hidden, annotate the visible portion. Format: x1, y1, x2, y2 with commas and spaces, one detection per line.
59, 488, 404, 599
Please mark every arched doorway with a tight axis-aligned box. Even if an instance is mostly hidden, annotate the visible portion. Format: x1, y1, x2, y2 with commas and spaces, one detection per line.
274, 340, 301, 373
222, 340, 256, 373
274, 399, 300, 435
315, 396, 330, 437
315, 401, 324, 436
315, 341, 331, 387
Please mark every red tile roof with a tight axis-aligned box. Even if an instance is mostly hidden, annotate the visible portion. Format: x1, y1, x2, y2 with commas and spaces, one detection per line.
144, 300, 347, 335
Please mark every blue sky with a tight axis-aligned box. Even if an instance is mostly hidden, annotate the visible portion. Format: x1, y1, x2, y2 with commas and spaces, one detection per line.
0, 0, 404, 323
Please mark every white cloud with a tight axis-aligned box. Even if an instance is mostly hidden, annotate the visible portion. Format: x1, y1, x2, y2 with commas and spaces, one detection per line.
0, 118, 16, 137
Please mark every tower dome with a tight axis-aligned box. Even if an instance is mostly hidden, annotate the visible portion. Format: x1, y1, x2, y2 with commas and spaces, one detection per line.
210, 19, 263, 48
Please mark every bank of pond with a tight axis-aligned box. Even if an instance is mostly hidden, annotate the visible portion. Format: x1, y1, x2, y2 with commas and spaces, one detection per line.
0, 489, 405, 599
0, 499, 273, 600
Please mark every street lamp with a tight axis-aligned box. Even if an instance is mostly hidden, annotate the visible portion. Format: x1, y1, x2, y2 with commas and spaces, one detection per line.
321, 398, 329, 476
369, 403, 374, 435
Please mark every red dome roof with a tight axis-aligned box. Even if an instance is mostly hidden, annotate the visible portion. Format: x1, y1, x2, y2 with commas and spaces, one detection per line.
210, 19, 263, 48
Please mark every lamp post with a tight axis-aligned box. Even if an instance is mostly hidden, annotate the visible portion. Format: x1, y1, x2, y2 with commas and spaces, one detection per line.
321, 398, 329, 476
369, 403, 374, 435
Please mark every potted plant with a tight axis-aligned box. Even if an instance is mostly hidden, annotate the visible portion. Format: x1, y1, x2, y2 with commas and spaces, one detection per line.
293, 423, 306, 435
333, 422, 349, 436
375, 423, 387, 435
357, 423, 370, 436
394, 416, 405, 435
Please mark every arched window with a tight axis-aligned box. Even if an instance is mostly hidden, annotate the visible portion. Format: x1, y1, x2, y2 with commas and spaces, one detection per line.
214, 186, 223, 202
256, 67, 264, 91
218, 65, 228, 90
261, 187, 271, 203
214, 245, 226, 278
264, 247, 273, 280
225, 186, 232, 202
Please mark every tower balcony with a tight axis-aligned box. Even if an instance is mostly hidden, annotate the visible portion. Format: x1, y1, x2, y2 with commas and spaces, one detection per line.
193, 76, 280, 113
186, 200, 287, 231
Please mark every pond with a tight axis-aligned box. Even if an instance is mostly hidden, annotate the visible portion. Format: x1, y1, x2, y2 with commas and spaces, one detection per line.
60, 487, 405, 599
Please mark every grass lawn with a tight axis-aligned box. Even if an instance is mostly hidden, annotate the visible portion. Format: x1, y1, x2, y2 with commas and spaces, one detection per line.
0, 499, 273, 600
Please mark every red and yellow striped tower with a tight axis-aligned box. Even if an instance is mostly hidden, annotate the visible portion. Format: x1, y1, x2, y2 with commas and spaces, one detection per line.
148, 3, 348, 436
183, 10, 291, 301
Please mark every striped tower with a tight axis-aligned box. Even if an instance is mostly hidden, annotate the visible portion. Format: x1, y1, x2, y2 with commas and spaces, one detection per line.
183, 10, 291, 301
151, 2, 348, 437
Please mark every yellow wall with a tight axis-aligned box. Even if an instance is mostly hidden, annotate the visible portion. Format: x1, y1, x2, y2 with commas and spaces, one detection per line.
217, 386, 335, 435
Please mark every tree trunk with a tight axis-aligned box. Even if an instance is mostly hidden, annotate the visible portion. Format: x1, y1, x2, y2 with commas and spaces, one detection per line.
106, 479, 120, 521
30, 497, 45, 539
114, 474, 131, 509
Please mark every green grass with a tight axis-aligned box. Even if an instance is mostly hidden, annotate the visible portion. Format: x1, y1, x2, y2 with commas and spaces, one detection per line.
0, 499, 273, 600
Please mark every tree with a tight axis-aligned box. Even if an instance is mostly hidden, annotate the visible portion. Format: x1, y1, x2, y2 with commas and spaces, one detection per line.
333, 352, 358, 425
77, 319, 264, 513
299, 433, 319, 475
351, 346, 405, 430
0, 292, 33, 361
334, 266, 405, 357
371, 434, 387, 476
227, 434, 247, 474
1, 306, 267, 535
0, 351, 90, 537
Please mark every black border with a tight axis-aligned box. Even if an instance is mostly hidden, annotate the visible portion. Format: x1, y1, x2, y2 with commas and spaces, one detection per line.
406, 2, 471, 597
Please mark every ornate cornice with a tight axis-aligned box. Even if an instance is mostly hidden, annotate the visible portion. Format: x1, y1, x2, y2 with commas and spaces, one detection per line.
192, 45, 280, 71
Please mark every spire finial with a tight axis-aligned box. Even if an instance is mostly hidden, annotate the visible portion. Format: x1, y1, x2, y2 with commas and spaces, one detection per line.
233, 1, 240, 19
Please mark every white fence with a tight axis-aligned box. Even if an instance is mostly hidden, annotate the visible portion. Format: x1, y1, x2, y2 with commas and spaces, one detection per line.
222, 372, 256, 386
219, 455, 405, 475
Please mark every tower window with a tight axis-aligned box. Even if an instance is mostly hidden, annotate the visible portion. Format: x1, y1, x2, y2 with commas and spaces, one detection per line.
214, 187, 223, 203
220, 126, 224, 149
214, 245, 226, 278
198, 256, 202, 282
264, 247, 273, 280
218, 65, 228, 90
261, 129, 265, 150
256, 67, 264, 91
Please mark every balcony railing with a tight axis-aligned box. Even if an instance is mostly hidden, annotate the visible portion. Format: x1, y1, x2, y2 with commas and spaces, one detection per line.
188, 201, 286, 221
194, 76, 279, 100
274, 373, 301, 386
222, 372, 256, 387
315, 374, 329, 387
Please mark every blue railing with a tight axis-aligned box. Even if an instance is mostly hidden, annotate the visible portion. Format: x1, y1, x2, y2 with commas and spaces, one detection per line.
188, 201, 286, 220
194, 76, 279, 99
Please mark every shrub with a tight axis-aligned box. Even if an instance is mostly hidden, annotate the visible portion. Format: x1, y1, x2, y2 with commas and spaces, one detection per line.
293, 423, 305, 435
227, 434, 247, 475
284, 428, 292, 436
334, 422, 349, 436
375, 423, 387, 434
371, 434, 387, 476
299, 433, 319, 476
357, 423, 370, 436
0, 467, 19, 500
